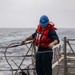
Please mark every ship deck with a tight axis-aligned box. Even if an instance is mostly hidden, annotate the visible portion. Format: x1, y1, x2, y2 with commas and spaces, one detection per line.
52, 53, 75, 75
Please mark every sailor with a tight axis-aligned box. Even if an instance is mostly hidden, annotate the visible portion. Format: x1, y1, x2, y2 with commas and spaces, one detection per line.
21, 15, 59, 75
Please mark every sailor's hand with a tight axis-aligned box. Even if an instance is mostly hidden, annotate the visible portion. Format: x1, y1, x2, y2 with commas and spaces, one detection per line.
48, 43, 54, 48
21, 40, 26, 45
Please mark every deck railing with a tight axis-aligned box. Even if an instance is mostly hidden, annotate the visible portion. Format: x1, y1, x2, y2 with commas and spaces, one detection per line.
62, 37, 75, 75
0, 37, 75, 75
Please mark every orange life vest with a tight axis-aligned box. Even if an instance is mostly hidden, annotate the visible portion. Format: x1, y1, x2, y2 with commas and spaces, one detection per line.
34, 22, 57, 48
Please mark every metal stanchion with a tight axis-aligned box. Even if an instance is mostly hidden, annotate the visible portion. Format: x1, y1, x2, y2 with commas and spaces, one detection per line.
63, 37, 68, 75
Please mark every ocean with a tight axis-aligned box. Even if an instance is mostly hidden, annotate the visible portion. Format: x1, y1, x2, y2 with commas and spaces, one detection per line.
0, 28, 75, 75
0, 28, 75, 43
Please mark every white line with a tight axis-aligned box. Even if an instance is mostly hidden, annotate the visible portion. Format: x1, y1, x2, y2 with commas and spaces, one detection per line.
52, 56, 64, 68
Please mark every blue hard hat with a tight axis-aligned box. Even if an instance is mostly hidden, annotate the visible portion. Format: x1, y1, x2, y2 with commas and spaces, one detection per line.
39, 15, 49, 26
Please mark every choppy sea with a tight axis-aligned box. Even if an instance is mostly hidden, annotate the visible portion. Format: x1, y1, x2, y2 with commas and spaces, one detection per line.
0, 28, 75, 75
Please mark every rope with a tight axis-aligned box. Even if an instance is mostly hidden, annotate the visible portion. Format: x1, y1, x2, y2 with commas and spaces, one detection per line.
14, 43, 33, 75
4, 41, 32, 75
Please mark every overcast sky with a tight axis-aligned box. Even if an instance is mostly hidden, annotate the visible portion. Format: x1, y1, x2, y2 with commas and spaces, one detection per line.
0, 0, 75, 28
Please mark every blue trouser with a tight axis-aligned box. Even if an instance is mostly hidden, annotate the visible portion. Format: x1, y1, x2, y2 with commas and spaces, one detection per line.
35, 51, 53, 75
